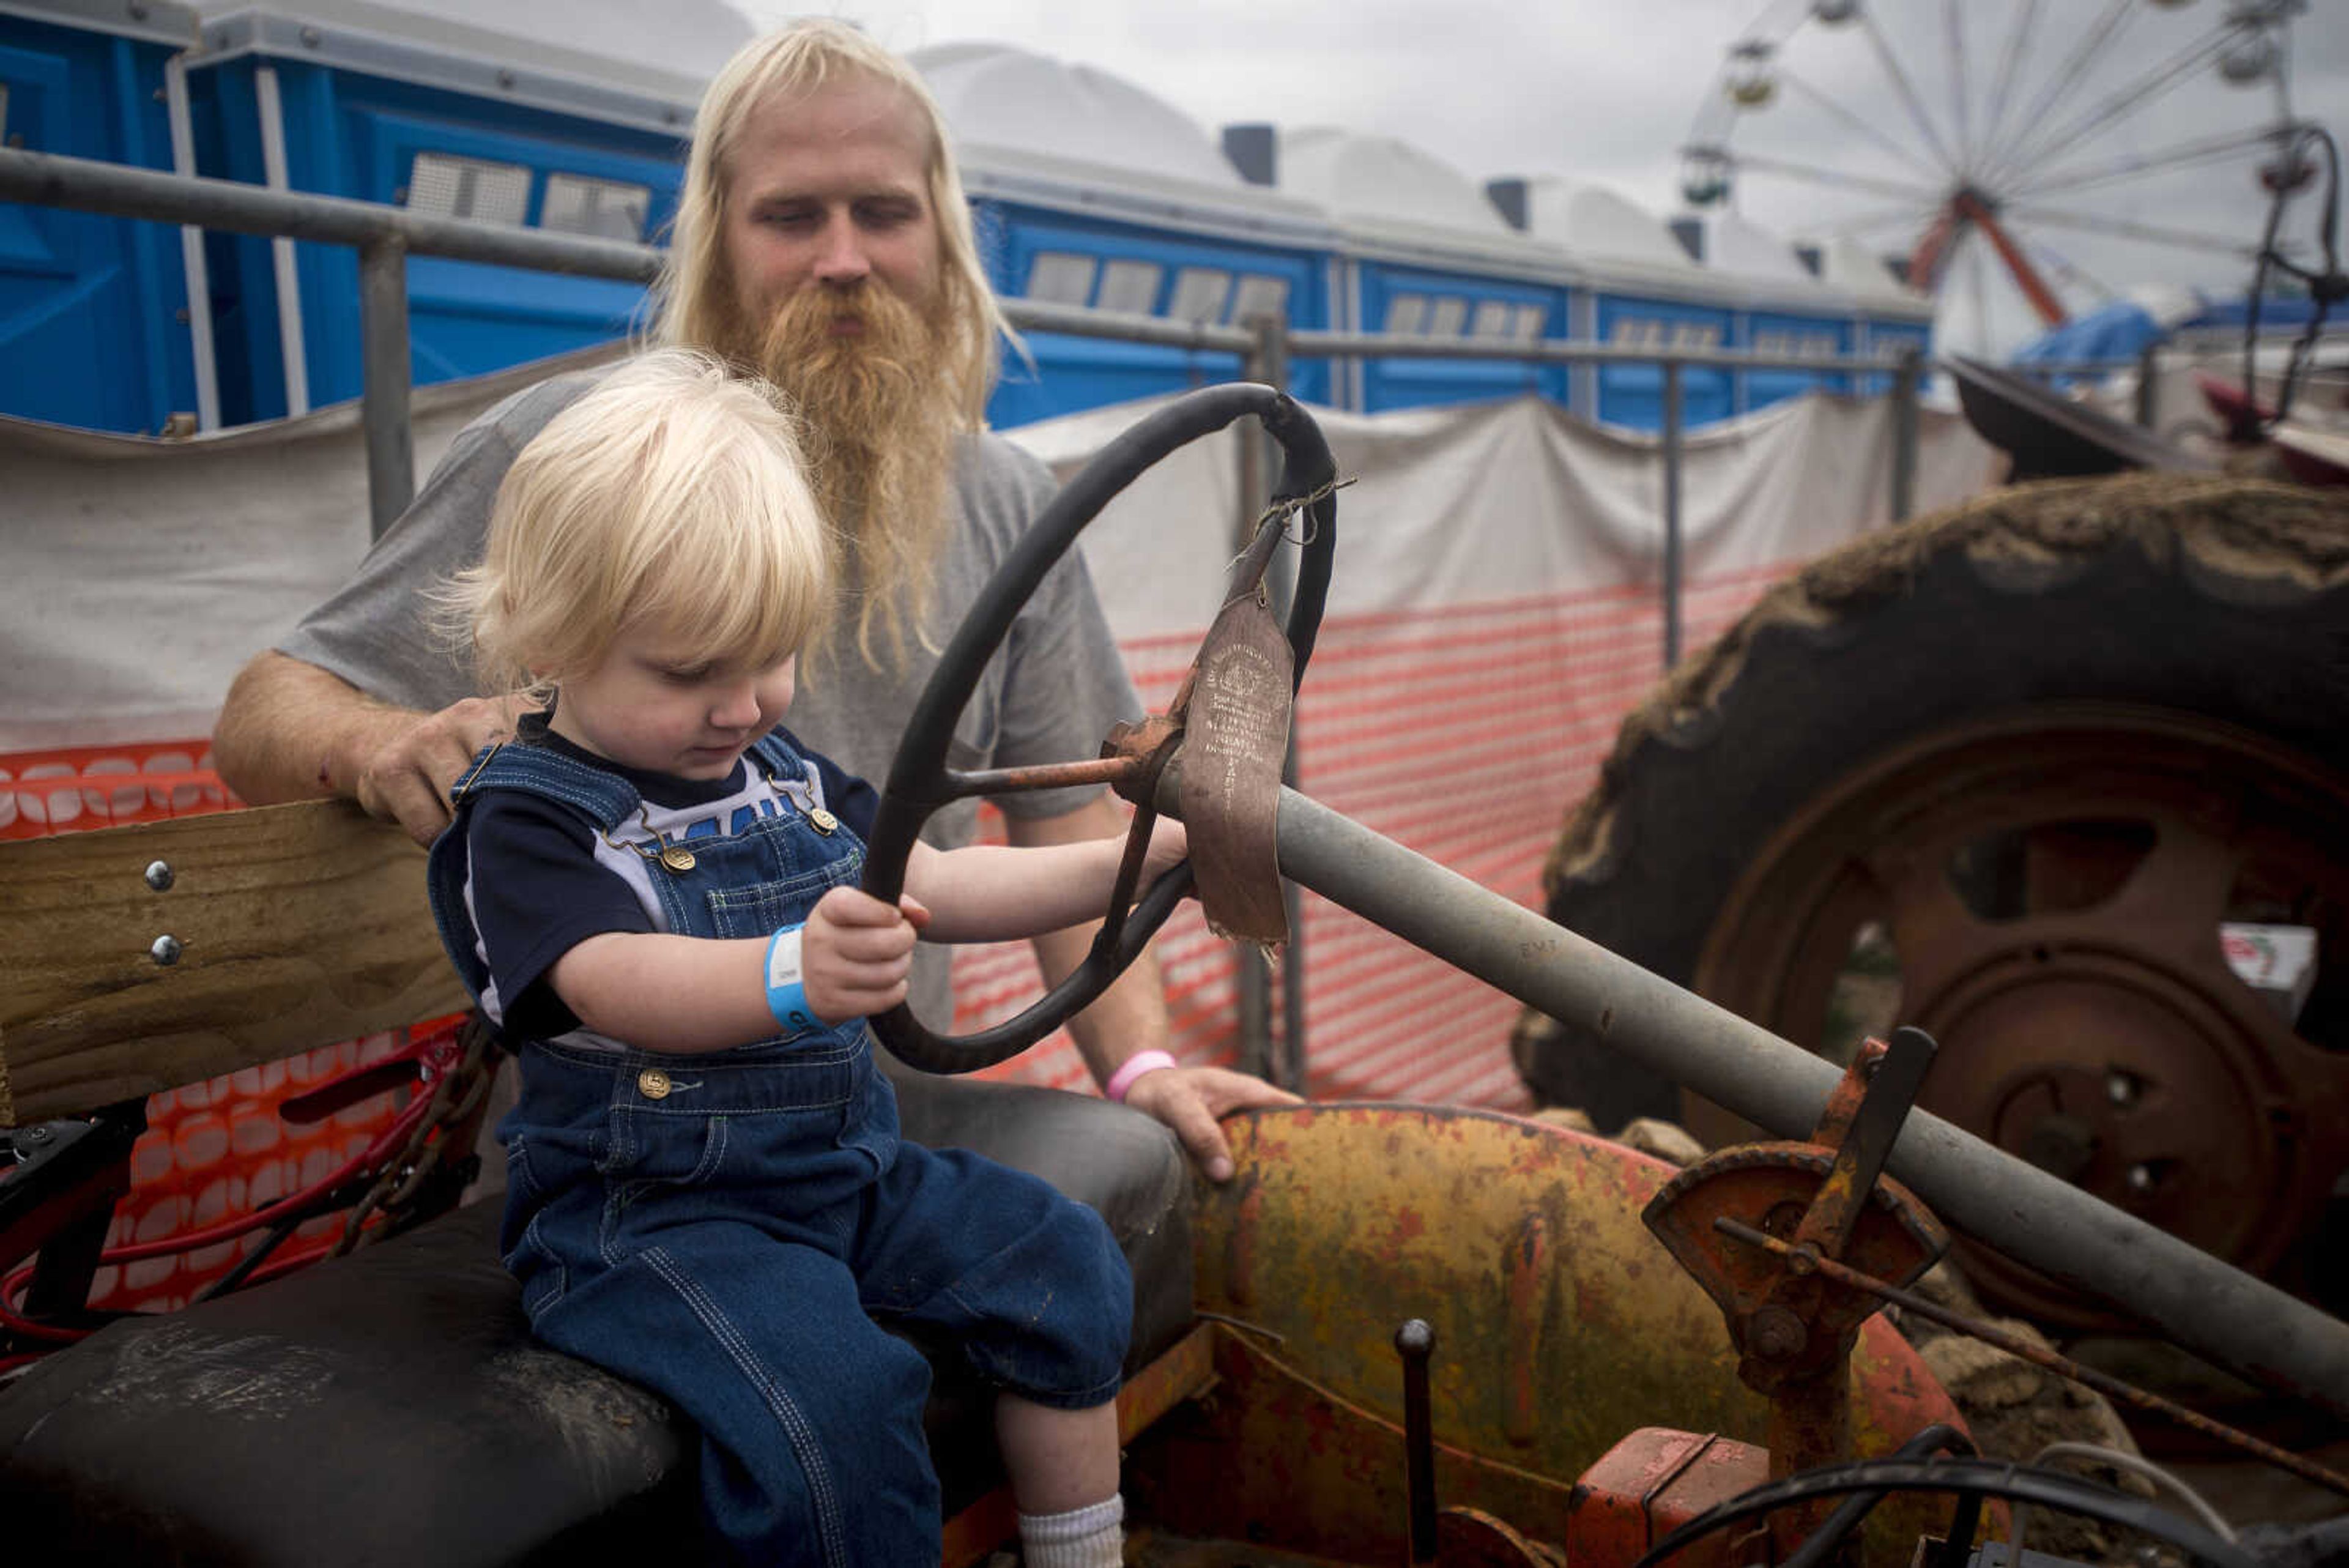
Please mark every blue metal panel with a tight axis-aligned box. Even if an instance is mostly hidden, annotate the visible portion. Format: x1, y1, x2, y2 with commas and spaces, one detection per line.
192, 56, 681, 419
1740, 308, 1854, 412
976, 199, 1328, 427
1351, 262, 1567, 413
1592, 293, 1733, 429
0, 16, 196, 433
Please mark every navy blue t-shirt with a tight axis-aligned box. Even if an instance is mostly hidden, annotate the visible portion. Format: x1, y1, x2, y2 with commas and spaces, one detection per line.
462, 716, 880, 1040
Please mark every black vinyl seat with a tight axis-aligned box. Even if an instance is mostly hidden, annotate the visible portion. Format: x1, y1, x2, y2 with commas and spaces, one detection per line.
0, 1071, 1195, 1567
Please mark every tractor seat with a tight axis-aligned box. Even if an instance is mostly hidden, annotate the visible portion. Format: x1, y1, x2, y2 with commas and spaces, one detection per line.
0, 1069, 1195, 1567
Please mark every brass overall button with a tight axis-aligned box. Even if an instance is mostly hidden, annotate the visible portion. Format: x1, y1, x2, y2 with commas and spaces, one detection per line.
637, 1068, 673, 1100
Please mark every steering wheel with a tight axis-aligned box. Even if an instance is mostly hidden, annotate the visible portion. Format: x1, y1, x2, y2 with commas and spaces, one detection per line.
859, 383, 1338, 1073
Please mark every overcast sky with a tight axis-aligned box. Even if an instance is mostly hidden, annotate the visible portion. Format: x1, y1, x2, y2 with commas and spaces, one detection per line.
728, 1, 2347, 359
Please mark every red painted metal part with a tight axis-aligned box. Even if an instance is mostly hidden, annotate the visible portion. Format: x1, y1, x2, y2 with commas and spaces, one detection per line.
1565, 1428, 1771, 1568
1958, 193, 2068, 329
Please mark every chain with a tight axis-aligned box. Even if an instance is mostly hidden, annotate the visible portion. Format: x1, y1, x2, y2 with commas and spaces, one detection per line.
334, 1015, 502, 1255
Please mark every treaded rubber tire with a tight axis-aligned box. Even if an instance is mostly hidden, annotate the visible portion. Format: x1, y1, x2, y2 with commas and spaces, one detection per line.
1512, 472, 2349, 1131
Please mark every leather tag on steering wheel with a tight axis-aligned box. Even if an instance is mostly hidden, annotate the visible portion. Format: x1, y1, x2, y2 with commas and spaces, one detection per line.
1179, 589, 1293, 949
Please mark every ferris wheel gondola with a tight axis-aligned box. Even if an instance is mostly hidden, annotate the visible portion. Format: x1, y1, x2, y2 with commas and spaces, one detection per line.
1682, 0, 2316, 358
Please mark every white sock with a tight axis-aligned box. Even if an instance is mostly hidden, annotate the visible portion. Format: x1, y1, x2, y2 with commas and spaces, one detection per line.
1017, 1495, 1124, 1568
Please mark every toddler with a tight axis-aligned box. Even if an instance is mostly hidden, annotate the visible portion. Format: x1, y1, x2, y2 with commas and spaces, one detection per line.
426, 349, 1174, 1567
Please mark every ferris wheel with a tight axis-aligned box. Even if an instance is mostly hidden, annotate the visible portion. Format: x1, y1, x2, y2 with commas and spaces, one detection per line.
1680, 0, 2317, 359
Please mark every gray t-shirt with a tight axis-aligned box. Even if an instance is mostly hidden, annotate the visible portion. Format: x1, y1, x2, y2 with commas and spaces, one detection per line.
281, 368, 1143, 1024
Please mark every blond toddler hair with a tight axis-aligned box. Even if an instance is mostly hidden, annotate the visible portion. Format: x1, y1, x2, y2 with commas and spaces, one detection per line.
439, 349, 834, 700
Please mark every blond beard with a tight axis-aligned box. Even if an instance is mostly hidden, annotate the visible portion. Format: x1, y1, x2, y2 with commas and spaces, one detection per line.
713, 279, 963, 674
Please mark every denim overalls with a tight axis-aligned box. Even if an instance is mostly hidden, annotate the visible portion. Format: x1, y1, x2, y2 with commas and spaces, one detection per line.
427, 731, 1132, 1567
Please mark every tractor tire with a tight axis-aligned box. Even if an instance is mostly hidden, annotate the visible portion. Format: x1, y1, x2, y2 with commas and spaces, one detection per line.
1513, 472, 2349, 1324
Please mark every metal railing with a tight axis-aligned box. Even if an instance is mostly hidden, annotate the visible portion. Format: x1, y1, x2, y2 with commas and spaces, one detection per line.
1, 144, 1926, 1088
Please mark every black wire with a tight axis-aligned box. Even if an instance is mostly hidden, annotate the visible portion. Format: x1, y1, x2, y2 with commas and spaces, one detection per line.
2241, 122, 2343, 437
1630, 1455, 2263, 1568
1779, 1424, 1978, 1568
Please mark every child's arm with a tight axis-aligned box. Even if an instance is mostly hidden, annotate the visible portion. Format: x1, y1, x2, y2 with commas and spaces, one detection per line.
546, 892, 927, 1055
904, 818, 1187, 943
540, 820, 1184, 1052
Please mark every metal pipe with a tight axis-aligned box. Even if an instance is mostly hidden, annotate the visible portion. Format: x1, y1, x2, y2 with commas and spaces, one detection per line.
1291, 327, 1883, 374
1234, 321, 1276, 1085
1890, 349, 1921, 522
1661, 360, 1685, 671
160, 55, 220, 434
357, 239, 413, 538
0, 148, 661, 281
253, 65, 310, 417
1003, 295, 1252, 354
1245, 312, 1310, 1094
1148, 767, 2349, 1418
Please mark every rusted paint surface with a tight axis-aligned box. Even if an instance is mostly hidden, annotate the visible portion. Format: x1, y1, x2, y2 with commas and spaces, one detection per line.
1126, 1326, 1583, 1564
1177, 1105, 1972, 1558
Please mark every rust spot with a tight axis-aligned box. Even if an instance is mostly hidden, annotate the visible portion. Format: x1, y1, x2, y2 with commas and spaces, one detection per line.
1505, 1213, 1550, 1446
1226, 1176, 1263, 1309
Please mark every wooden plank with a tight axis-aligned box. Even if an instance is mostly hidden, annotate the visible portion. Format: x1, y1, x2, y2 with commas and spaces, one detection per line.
0, 800, 469, 1125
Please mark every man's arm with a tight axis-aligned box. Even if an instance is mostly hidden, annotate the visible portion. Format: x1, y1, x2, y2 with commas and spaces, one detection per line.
213, 650, 522, 845
1006, 795, 1298, 1182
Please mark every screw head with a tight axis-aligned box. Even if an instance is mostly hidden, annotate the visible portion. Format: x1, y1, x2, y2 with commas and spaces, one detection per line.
2127, 1163, 2157, 1195
2106, 1070, 2137, 1106
150, 934, 183, 966
144, 859, 175, 891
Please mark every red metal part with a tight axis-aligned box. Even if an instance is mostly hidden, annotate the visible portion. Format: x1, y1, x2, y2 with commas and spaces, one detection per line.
1643, 1042, 1950, 1556
1956, 190, 2068, 328
1906, 191, 2068, 328
1565, 1428, 1770, 1568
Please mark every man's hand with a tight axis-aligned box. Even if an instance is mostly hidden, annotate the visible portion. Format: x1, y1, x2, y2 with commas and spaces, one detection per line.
213, 652, 529, 848
803, 886, 927, 1023
1119, 1062, 1301, 1183
343, 694, 528, 846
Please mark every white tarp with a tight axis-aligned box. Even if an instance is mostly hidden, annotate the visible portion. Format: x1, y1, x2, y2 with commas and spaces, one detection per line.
1, 346, 1995, 752
1019, 389, 1997, 639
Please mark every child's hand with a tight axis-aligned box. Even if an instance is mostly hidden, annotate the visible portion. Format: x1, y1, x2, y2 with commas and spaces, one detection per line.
1142, 818, 1189, 882
801, 886, 929, 1022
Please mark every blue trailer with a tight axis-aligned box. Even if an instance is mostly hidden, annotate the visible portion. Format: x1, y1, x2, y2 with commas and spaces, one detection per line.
178, 2, 708, 425
1272, 127, 1570, 414
0, 0, 204, 435
917, 44, 1337, 425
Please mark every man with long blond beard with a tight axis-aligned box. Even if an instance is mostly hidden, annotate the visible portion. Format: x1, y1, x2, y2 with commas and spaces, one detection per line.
215, 26, 1289, 1196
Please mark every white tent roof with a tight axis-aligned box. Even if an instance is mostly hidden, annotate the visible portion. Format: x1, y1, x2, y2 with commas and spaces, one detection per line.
1697, 209, 1816, 285
1814, 236, 1934, 316
1278, 126, 1514, 237
913, 41, 1242, 191
190, 0, 744, 124
1517, 177, 1698, 273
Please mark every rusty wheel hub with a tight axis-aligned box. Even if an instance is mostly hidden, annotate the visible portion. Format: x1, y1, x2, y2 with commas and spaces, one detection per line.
1693, 705, 2349, 1326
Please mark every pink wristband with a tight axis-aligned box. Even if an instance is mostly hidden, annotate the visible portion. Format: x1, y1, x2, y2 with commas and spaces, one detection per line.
1105, 1049, 1178, 1104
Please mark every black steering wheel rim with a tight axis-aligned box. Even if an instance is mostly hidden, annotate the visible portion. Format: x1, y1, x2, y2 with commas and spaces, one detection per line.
861, 382, 1337, 1073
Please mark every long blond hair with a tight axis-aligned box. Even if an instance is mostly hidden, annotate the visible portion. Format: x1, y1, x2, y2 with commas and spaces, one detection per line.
651, 20, 1003, 433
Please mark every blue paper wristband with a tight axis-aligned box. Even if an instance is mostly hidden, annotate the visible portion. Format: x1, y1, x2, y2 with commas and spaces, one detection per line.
764, 924, 817, 1034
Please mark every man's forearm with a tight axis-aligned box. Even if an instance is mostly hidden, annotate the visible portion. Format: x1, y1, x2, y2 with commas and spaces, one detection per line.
1029, 921, 1171, 1085
213, 650, 421, 804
